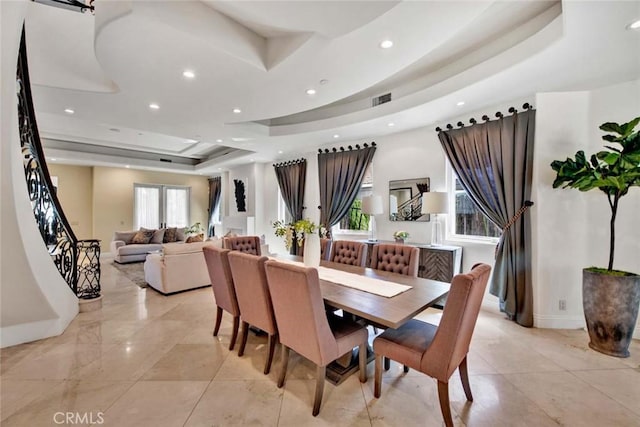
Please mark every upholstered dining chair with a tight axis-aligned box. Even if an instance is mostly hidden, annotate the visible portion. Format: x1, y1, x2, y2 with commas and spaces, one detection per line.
370, 243, 419, 277
223, 235, 262, 255
203, 246, 240, 351
373, 263, 492, 427
264, 260, 369, 416
329, 240, 368, 267
227, 251, 278, 374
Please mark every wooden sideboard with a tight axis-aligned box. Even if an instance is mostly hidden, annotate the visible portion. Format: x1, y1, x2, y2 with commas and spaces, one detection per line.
359, 240, 462, 283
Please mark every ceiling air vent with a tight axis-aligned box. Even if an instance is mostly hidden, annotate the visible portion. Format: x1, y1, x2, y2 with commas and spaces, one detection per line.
372, 93, 392, 107
159, 158, 173, 163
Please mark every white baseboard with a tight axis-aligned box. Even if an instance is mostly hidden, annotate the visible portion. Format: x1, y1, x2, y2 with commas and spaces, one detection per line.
534, 313, 585, 330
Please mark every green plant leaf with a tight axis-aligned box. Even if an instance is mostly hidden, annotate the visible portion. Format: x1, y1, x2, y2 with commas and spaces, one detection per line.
600, 121, 624, 135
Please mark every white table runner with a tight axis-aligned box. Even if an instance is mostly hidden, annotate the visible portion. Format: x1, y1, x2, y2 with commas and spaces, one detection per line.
269, 258, 411, 298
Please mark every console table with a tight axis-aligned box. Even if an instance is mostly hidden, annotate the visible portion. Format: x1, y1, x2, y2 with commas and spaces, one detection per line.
358, 240, 462, 282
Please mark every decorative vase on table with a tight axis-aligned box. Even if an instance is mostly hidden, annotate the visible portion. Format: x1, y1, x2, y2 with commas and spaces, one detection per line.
303, 233, 321, 267
395, 238, 404, 244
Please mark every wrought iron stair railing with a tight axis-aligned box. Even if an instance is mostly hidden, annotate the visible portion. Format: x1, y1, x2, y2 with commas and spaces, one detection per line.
16, 26, 100, 300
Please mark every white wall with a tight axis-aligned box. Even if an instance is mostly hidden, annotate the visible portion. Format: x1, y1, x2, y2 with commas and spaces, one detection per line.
533, 79, 640, 337
1, 0, 79, 348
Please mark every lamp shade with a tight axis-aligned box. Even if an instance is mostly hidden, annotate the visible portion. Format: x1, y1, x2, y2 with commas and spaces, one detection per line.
362, 195, 383, 215
421, 192, 448, 214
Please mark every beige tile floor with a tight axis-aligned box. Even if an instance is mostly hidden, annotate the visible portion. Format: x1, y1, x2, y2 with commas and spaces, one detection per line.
2, 260, 639, 426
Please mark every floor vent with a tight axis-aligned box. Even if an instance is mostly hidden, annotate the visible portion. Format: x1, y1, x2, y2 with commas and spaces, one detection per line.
372, 93, 392, 107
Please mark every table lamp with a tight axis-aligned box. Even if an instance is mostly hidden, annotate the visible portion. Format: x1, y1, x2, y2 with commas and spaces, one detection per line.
362, 195, 383, 241
421, 192, 448, 246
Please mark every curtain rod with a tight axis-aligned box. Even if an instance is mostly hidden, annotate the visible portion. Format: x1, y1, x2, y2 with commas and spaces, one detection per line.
273, 158, 306, 168
435, 103, 533, 132
318, 141, 376, 154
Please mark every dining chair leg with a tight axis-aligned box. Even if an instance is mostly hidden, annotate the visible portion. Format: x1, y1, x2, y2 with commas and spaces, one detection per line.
358, 343, 367, 383
459, 355, 473, 401
229, 315, 240, 351
277, 346, 290, 388
437, 380, 454, 427
384, 356, 390, 371
374, 354, 383, 398
264, 334, 277, 375
212, 306, 223, 337
312, 365, 326, 416
238, 321, 249, 356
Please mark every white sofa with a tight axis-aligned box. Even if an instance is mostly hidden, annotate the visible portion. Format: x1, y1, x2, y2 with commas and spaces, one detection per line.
143, 240, 222, 294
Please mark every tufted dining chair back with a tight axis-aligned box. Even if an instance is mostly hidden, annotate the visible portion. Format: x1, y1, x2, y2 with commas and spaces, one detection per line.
329, 240, 368, 267
224, 235, 261, 256
370, 244, 419, 277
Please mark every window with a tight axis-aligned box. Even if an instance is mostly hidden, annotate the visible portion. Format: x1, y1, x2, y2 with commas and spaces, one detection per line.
333, 162, 373, 233
447, 164, 501, 241
134, 184, 190, 229
277, 188, 291, 223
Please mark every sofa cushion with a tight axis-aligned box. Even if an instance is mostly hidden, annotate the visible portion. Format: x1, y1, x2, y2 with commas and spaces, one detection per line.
117, 243, 163, 256
163, 227, 178, 243
186, 234, 203, 243
176, 227, 186, 242
131, 229, 154, 244
142, 228, 165, 244
113, 230, 137, 244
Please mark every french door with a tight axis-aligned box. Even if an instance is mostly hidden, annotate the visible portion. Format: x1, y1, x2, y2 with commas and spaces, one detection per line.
134, 184, 190, 229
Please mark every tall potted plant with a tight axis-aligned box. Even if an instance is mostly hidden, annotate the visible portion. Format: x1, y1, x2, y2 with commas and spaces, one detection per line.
551, 116, 640, 357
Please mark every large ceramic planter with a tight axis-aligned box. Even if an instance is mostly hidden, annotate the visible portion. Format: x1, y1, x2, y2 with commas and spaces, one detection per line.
583, 269, 640, 357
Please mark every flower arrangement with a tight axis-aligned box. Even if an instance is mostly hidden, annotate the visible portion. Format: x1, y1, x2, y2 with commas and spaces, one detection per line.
185, 222, 204, 236
273, 219, 327, 250
393, 230, 409, 241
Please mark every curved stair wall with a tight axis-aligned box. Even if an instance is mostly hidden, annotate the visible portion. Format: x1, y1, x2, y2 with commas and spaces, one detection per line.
1, 2, 78, 348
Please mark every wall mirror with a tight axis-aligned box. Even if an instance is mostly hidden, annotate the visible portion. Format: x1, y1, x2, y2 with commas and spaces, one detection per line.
389, 177, 430, 221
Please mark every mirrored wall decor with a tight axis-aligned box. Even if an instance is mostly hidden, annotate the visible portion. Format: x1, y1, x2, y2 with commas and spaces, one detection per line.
389, 177, 431, 221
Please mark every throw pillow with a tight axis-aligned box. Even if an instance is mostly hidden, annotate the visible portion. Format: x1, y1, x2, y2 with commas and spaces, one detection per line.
186, 234, 203, 243
176, 227, 186, 242
131, 229, 154, 244
143, 227, 165, 244
163, 227, 177, 243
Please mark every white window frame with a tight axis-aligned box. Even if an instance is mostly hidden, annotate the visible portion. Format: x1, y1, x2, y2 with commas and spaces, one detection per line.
445, 162, 500, 244
277, 188, 291, 223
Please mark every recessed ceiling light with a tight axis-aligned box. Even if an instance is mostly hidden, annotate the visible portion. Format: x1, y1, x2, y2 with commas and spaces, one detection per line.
333, 134, 340, 138
387, 122, 395, 127
250, 158, 255, 162
457, 101, 465, 106
149, 103, 160, 110
184, 139, 198, 144
216, 139, 223, 143
278, 150, 283, 154
306, 88, 316, 95
125, 165, 130, 169
380, 40, 394, 49
64, 108, 74, 114
628, 19, 640, 30
182, 70, 195, 79
233, 108, 242, 114
51, 158, 57, 161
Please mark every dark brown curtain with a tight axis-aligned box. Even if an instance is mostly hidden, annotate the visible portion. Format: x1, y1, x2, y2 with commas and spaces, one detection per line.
274, 159, 306, 255
438, 109, 535, 326
318, 145, 376, 234
207, 177, 222, 237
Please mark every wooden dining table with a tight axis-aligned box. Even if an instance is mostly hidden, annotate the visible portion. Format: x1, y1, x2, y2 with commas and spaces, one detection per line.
316, 260, 451, 329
